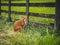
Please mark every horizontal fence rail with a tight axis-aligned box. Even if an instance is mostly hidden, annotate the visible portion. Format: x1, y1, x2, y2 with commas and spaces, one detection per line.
1, 2, 55, 7
1, 10, 55, 18
30, 22, 54, 29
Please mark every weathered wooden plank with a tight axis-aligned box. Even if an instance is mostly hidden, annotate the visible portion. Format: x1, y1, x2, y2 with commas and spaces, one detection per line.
1, 10, 55, 18
7, 0, 12, 21
29, 21, 54, 29
1, 3, 55, 7
26, 0, 29, 25
29, 13, 55, 18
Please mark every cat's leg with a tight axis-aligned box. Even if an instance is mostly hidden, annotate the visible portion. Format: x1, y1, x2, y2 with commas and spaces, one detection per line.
14, 26, 22, 32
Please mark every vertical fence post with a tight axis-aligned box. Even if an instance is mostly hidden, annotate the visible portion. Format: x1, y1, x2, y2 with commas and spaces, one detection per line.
26, 0, 29, 27
55, 0, 60, 35
7, 0, 12, 21
0, 0, 1, 16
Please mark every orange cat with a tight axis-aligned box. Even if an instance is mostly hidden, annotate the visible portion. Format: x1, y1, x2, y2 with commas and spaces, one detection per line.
14, 16, 27, 32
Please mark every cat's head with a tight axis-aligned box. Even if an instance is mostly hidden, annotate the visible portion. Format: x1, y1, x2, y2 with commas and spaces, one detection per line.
22, 16, 27, 20
22, 16, 28, 24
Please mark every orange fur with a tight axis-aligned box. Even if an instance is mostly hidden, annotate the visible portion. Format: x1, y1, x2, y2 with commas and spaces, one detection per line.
14, 16, 27, 32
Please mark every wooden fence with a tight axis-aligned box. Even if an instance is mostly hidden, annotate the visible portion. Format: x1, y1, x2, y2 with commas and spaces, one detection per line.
0, 0, 55, 29
0, 0, 60, 34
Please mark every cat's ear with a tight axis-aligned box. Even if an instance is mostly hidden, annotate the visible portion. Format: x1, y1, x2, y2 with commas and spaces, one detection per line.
22, 16, 27, 19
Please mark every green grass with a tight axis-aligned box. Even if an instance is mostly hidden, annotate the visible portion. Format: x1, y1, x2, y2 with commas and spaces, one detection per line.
0, 32, 60, 45
0, 18, 60, 45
